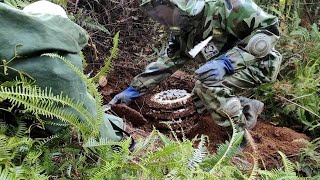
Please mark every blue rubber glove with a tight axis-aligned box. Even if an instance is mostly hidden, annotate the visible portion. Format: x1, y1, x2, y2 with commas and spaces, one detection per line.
108, 86, 141, 105
195, 55, 235, 85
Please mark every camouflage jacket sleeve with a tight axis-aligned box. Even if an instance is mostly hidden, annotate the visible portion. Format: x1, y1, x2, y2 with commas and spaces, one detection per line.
130, 35, 189, 94
219, 0, 280, 65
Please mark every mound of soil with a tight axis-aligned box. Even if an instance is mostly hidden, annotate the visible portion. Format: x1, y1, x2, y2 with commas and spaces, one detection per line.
111, 104, 148, 126
244, 121, 310, 169
184, 115, 309, 169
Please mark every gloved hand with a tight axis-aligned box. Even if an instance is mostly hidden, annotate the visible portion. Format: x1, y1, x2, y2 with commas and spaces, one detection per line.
108, 86, 141, 105
195, 55, 235, 85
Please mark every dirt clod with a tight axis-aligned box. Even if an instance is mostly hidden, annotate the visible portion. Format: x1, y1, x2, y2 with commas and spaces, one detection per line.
111, 104, 148, 126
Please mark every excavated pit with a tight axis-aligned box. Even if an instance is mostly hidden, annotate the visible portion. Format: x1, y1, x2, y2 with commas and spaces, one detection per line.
138, 89, 198, 134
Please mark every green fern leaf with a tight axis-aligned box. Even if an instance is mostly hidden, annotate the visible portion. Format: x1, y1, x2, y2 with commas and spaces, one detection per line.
0, 167, 15, 180
246, 154, 260, 180
15, 120, 27, 138
133, 129, 158, 152
188, 135, 208, 170
42, 53, 104, 136
90, 162, 118, 180
209, 132, 244, 172
0, 84, 93, 136
92, 32, 119, 82
0, 136, 11, 161
278, 151, 296, 173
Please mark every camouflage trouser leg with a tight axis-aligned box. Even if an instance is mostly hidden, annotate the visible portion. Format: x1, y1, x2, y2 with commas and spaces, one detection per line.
193, 48, 282, 127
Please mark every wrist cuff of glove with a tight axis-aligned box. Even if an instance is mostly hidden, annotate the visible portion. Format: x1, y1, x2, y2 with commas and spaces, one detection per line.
124, 86, 141, 98
220, 55, 235, 74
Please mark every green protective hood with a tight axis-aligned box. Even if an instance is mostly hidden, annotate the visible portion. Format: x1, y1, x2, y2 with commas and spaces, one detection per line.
0, 3, 123, 142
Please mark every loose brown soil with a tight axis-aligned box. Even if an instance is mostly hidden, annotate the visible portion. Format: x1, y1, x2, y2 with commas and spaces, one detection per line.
101, 67, 310, 169
244, 121, 309, 169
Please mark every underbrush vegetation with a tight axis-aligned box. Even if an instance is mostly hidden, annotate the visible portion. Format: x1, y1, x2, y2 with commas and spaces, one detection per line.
1, 0, 320, 179
258, 21, 320, 136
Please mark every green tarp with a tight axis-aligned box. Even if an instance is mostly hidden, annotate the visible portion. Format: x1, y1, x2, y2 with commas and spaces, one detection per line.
0, 3, 123, 141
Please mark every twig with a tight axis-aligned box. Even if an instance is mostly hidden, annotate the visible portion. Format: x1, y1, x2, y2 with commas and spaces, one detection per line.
303, 0, 314, 23
275, 94, 320, 119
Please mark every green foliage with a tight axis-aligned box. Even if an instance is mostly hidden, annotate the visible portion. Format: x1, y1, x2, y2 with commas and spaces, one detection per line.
42, 53, 105, 138
3, 0, 31, 8
69, 8, 111, 35
257, 24, 320, 135
51, 0, 68, 7
259, 151, 301, 180
295, 138, 320, 177
91, 32, 119, 82
0, 79, 97, 139
0, 118, 50, 179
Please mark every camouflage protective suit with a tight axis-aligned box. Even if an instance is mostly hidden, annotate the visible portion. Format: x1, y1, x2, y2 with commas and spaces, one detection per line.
132, 0, 282, 128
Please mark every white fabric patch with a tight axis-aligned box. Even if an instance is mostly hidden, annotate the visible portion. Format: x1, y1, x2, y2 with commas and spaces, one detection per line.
23, 0, 68, 18
201, 41, 219, 60
190, 0, 205, 16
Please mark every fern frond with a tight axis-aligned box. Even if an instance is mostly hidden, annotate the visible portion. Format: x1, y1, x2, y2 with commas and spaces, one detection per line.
41, 53, 96, 98
209, 117, 244, 173
84, 137, 131, 153
20, 161, 48, 180
24, 149, 43, 164
188, 135, 208, 170
6, 80, 95, 127
0, 121, 8, 134
0, 136, 11, 161
0, 167, 15, 180
258, 152, 300, 179
246, 153, 260, 180
278, 151, 296, 173
44, 121, 68, 127
144, 143, 182, 165
158, 129, 175, 145
290, 27, 311, 41
90, 161, 118, 180
258, 169, 299, 180
7, 137, 33, 150
0, 85, 92, 136
15, 120, 27, 138
42, 53, 104, 136
92, 32, 119, 82
36, 134, 59, 147
73, 10, 111, 35
133, 129, 158, 152
84, 137, 112, 148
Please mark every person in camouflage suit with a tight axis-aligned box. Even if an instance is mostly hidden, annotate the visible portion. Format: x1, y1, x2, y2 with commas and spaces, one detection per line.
109, 0, 282, 131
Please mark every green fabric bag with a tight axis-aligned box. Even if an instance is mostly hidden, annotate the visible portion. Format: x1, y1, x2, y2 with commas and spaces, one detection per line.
0, 3, 123, 142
